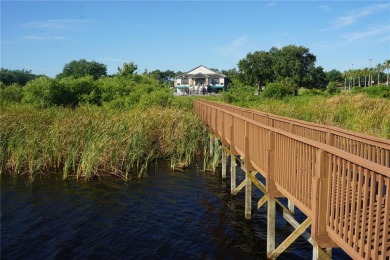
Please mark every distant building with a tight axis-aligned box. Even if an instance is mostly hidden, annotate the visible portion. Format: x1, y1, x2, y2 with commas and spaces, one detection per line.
175, 65, 228, 95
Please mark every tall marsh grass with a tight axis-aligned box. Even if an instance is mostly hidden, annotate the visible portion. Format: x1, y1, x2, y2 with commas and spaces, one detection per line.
247, 93, 390, 139
0, 104, 208, 181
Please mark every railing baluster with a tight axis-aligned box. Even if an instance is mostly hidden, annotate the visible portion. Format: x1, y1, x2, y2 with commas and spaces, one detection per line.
192, 100, 390, 259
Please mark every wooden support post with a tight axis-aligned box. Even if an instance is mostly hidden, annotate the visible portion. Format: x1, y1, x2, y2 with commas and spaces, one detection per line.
267, 197, 276, 257
266, 131, 280, 197
222, 148, 227, 179
313, 242, 332, 260
312, 149, 337, 248
247, 171, 267, 194
257, 195, 268, 209
283, 208, 313, 245
221, 111, 226, 145
245, 170, 252, 219
229, 123, 237, 155
289, 122, 294, 134
325, 130, 334, 146
214, 107, 218, 136
288, 200, 295, 215
244, 121, 256, 172
231, 155, 236, 193
269, 218, 312, 259
325, 248, 332, 257
232, 179, 246, 196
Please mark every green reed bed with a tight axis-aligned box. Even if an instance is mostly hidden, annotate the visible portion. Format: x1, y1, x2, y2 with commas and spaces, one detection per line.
0, 104, 208, 181
247, 93, 390, 139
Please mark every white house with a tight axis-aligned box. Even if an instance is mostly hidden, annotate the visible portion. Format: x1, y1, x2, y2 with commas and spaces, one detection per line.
175, 65, 228, 94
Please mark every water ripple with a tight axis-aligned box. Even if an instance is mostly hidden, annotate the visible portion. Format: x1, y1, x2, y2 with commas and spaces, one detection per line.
1, 162, 350, 259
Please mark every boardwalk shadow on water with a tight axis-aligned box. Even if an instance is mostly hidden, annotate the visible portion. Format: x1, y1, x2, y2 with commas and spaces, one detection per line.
1, 161, 350, 259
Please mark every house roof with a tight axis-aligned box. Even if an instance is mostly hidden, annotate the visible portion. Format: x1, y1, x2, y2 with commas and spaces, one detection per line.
176, 65, 226, 79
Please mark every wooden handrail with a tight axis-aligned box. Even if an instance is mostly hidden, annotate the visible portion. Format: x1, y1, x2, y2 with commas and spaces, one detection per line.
193, 100, 390, 259
196, 99, 390, 168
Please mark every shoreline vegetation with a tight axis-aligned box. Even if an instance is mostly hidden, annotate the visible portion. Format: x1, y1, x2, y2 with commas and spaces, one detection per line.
1, 103, 208, 181
1, 55, 389, 181
220, 90, 390, 139
1, 89, 389, 182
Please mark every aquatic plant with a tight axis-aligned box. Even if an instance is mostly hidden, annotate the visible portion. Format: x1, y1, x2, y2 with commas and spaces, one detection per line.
203, 136, 222, 172
0, 104, 208, 181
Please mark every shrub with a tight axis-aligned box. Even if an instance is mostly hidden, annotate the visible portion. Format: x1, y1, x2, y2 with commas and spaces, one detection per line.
58, 76, 97, 106
352, 85, 390, 98
221, 91, 236, 103
298, 87, 325, 96
138, 88, 173, 108
326, 82, 341, 95
261, 82, 295, 99
23, 77, 60, 107
0, 83, 24, 105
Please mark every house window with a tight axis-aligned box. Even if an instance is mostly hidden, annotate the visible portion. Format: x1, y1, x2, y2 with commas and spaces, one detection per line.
182, 78, 189, 85
211, 78, 220, 85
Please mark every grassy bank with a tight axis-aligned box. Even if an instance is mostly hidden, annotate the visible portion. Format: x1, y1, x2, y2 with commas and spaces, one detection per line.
220, 92, 390, 139
0, 103, 208, 181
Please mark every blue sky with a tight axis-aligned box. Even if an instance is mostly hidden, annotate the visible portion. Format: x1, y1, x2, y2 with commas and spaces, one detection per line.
1, 1, 389, 77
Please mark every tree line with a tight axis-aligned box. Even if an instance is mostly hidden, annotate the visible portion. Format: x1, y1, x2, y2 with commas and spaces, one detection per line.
1, 45, 389, 106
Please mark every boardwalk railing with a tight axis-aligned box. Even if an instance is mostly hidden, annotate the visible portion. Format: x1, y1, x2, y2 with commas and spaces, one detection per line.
194, 99, 390, 259
200, 100, 390, 168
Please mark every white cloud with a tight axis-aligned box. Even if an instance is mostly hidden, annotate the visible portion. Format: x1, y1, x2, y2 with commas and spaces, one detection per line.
267, 1, 276, 7
343, 25, 390, 42
22, 35, 66, 41
216, 35, 249, 58
318, 5, 330, 11
23, 19, 92, 30
333, 3, 390, 29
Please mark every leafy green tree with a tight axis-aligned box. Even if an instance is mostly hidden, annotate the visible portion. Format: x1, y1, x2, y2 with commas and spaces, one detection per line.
238, 50, 274, 88
221, 68, 238, 79
117, 62, 138, 77
325, 69, 343, 85
0, 68, 41, 86
303, 65, 328, 90
57, 59, 107, 80
272, 45, 317, 88
237, 45, 324, 91
221, 68, 238, 88
148, 69, 175, 85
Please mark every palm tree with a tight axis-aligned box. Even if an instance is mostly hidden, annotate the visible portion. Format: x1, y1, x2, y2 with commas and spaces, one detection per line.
348, 70, 353, 89
369, 66, 373, 86
376, 63, 383, 86
344, 71, 347, 89
363, 67, 369, 87
356, 69, 362, 87
384, 60, 390, 86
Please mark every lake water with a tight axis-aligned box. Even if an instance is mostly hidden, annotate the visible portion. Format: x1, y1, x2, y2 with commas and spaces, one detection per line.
1, 161, 350, 259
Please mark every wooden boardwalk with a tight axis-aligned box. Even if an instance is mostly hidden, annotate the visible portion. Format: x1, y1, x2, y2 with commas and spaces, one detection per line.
193, 99, 390, 259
